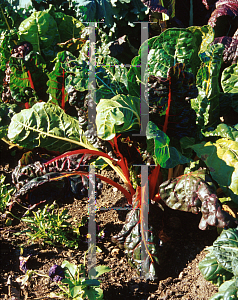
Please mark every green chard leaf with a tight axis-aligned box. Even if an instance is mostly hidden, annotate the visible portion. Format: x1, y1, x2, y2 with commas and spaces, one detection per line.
146, 121, 191, 168
46, 51, 77, 108
74, 0, 119, 26
96, 94, 140, 140
188, 138, 238, 204
50, 12, 85, 43
65, 57, 128, 103
147, 26, 211, 78
9, 51, 48, 104
18, 11, 60, 59
128, 26, 213, 99
213, 228, 238, 273
190, 43, 224, 129
198, 251, 233, 286
7, 102, 86, 152
203, 123, 238, 141
221, 63, 238, 94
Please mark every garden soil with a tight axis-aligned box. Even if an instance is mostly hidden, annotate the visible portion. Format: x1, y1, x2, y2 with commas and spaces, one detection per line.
0, 141, 219, 300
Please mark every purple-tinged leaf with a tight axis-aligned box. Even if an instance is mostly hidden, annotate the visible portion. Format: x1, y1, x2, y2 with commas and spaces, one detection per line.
19, 255, 31, 274
208, 0, 238, 28
159, 169, 238, 230
211, 36, 238, 64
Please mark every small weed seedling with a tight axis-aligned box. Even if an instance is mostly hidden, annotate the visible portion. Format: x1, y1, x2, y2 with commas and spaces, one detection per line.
56, 260, 111, 300
16, 202, 86, 248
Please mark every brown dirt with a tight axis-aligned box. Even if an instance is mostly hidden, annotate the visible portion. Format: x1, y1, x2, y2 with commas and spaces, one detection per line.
0, 142, 219, 300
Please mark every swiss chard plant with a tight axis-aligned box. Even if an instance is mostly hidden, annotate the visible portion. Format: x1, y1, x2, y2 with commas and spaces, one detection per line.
2, 0, 238, 283
199, 227, 238, 299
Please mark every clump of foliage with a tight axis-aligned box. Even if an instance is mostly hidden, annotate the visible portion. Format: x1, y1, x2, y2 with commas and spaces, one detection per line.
55, 260, 111, 300
199, 227, 238, 299
16, 202, 88, 249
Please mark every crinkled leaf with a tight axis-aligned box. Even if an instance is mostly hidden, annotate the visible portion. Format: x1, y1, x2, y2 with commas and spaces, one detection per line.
9, 51, 48, 103
147, 26, 213, 78
18, 11, 60, 59
64, 60, 88, 92
198, 251, 233, 286
65, 57, 128, 103
222, 63, 238, 94
209, 279, 238, 300
112, 187, 159, 280
159, 169, 237, 230
191, 43, 224, 128
212, 36, 238, 65
51, 12, 85, 43
213, 228, 238, 273
96, 94, 140, 140
128, 26, 212, 99
188, 138, 238, 204
203, 123, 238, 141
208, 0, 238, 28
8, 102, 86, 152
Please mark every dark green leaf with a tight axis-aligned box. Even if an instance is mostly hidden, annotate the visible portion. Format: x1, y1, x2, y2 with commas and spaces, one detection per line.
198, 250, 233, 285
213, 228, 238, 273
9, 51, 48, 103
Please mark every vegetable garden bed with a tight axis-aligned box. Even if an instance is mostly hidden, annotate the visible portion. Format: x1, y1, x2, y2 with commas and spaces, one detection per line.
1, 0, 238, 299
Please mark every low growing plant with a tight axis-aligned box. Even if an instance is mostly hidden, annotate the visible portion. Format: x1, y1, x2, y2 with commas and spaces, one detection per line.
55, 260, 111, 300
15, 202, 86, 249
199, 227, 238, 299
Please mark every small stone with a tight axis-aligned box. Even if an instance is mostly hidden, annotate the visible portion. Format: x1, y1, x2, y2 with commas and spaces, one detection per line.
111, 248, 120, 256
